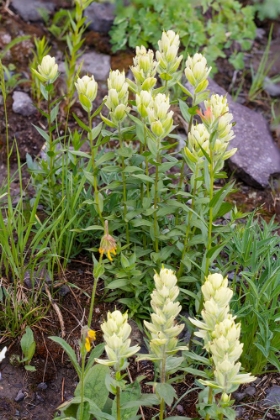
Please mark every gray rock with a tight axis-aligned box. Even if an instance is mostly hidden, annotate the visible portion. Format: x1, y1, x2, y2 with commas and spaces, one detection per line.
11, 0, 56, 22
263, 77, 280, 97
12, 91, 36, 117
84, 2, 115, 33
77, 51, 111, 81
58, 51, 111, 82
264, 385, 280, 407
207, 79, 280, 188
37, 382, 48, 390
58, 285, 71, 297
14, 389, 26, 402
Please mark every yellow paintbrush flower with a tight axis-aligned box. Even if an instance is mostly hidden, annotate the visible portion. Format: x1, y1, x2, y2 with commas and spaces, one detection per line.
99, 220, 117, 262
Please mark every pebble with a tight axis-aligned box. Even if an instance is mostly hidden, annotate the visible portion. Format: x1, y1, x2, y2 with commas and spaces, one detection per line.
37, 382, 48, 390
58, 285, 70, 297
84, 2, 115, 33
11, 0, 56, 22
12, 91, 36, 117
14, 389, 26, 402
77, 51, 111, 82
264, 385, 280, 407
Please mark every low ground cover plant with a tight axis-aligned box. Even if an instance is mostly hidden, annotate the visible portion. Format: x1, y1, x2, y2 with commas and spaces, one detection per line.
0, 3, 279, 418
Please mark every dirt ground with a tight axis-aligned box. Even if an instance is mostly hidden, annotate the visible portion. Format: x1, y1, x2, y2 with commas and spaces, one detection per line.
1, 2, 280, 420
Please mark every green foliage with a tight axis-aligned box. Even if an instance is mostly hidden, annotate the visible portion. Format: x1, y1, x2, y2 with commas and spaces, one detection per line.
110, 0, 256, 71
20, 326, 36, 371
253, 0, 280, 19
220, 214, 280, 374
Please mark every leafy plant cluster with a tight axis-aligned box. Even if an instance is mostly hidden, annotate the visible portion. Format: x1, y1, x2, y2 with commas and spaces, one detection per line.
252, 0, 280, 19
110, 0, 256, 71
0, 3, 279, 417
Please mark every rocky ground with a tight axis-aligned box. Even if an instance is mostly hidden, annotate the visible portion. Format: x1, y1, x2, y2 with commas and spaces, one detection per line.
0, 1, 280, 419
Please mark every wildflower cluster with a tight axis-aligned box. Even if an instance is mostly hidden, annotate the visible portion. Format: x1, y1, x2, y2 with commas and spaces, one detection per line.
146, 93, 174, 139
75, 74, 98, 113
185, 53, 211, 93
131, 45, 158, 92
190, 273, 256, 396
185, 93, 236, 170
104, 70, 130, 125
156, 30, 183, 79
139, 267, 188, 361
32, 55, 59, 84
95, 310, 139, 372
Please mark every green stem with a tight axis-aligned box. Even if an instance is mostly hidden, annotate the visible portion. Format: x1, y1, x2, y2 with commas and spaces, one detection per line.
87, 275, 99, 328
205, 387, 213, 420
177, 166, 199, 278
204, 152, 214, 278
153, 149, 161, 253
88, 111, 103, 225
47, 85, 55, 205
116, 384, 121, 420
79, 350, 86, 420
118, 124, 130, 246
0, 61, 10, 195
159, 349, 167, 420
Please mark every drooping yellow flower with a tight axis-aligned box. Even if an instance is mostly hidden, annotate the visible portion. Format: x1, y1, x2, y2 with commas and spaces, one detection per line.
99, 220, 117, 262
84, 328, 96, 352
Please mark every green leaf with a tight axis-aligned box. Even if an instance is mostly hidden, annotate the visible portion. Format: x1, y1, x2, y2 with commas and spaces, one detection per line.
24, 365, 36, 372
72, 112, 91, 132
33, 124, 50, 142
85, 343, 105, 374
165, 356, 184, 372
89, 122, 103, 141
177, 82, 193, 97
95, 151, 115, 167
20, 327, 36, 362
75, 364, 110, 410
106, 279, 128, 289
179, 99, 191, 124
132, 174, 154, 183
155, 383, 177, 406
68, 150, 90, 158
49, 336, 81, 377
131, 219, 152, 227
123, 166, 144, 173
112, 382, 141, 420
50, 102, 60, 123
194, 90, 210, 105
101, 114, 117, 128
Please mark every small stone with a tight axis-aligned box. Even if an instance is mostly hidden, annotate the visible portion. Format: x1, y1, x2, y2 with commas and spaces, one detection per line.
264, 385, 280, 407
12, 91, 36, 117
37, 382, 48, 390
35, 392, 44, 402
14, 389, 26, 402
84, 2, 115, 33
263, 77, 280, 97
176, 404, 184, 413
58, 285, 70, 297
11, 0, 56, 22
244, 386, 256, 397
233, 391, 246, 402
77, 51, 111, 81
